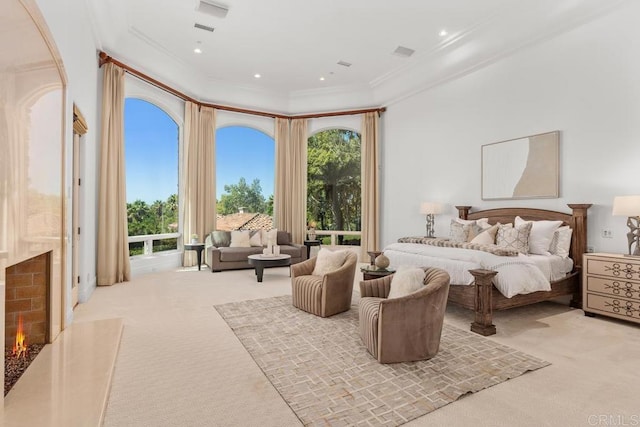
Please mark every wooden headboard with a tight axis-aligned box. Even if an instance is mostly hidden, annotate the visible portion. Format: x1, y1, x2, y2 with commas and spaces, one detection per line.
455, 204, 592, 269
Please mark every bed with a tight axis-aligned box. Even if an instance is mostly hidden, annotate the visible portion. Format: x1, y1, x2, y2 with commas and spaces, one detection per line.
384, 204, 591, 336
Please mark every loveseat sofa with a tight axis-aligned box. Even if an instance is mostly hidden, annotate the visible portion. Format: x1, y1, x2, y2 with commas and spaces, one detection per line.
206, 230, 307, 272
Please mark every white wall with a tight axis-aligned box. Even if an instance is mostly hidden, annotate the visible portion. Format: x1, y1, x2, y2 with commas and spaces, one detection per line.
382, 1, 640, 254
35, 0, 101, 318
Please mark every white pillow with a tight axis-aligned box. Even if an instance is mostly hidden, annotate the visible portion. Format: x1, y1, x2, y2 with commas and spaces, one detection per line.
387, 267, 426, 299
312, 248, 348, 276
514, 216, 563, 255
261, 228, 278, 246
470, 224, 499, 245
549, 226, 573, 258
230, 230, 251, 248
496, 222, 532, 254
249, 230, 262, 247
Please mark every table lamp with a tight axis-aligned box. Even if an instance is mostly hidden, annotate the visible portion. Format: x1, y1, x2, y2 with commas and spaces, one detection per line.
612, 195, 640, 256
420, 202, 442, 238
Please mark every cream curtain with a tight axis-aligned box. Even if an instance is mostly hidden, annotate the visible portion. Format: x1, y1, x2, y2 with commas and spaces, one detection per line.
274, 118, 307, 243
97, 63, 131, 285
360, 112, 380, 259
274, 117, 289, 233
183, 102, 216, 266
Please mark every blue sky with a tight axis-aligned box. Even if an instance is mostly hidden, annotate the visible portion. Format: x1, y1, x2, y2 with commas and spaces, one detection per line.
124, 98, 274, 203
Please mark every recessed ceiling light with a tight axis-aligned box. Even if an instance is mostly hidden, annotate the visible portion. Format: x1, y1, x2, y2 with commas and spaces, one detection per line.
254, 73, 261, 79
194, 47, 202, 54
439, 29, 448, 37
319, 77, 325, 81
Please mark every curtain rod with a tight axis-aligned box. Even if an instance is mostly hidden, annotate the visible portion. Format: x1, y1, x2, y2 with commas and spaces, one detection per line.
98, 51, 386, 120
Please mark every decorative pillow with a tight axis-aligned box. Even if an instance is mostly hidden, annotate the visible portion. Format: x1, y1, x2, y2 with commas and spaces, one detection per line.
549, 226, 573, 258
249, 230, 262, 247
230, 230, 251, 248
470, 223, 500, 245
455, 217, 490, 229
261, 228, 278, 246
312, 248, 348, 276
496, 222, 532, 254
450, 220, 474, 243
514, 216, 563, 255
387, 267, 426, 299
210, 230, 231, 247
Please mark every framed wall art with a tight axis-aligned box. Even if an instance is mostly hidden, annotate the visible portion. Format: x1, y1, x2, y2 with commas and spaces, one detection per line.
481, 131, 559, 200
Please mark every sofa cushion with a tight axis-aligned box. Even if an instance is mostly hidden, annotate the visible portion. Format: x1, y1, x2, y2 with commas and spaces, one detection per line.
211, 230, 231, 247
279, 245, 303, 258
277, 230, 291, 245
219, 246, 262, 262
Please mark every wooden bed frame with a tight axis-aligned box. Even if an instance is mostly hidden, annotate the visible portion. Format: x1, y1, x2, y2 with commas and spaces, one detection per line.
452, 204, 591, 336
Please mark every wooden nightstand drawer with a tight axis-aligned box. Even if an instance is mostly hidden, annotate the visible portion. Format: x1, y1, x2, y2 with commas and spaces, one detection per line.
585, 258, 640, 280
585, 276, 640, 301
585, 293, 640, 321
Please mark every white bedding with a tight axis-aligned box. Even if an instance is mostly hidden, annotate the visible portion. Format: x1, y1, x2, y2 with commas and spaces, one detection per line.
383, 242, 573, 298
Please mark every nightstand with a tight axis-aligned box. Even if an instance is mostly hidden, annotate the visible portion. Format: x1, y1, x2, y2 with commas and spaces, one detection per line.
582, 252, 640, 324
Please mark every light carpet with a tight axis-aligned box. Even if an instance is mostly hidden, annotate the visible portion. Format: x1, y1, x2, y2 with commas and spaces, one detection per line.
215, 295, 550, 427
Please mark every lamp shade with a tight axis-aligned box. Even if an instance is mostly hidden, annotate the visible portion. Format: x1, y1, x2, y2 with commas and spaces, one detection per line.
612, 196, 640, 216
420, 202, 442, 215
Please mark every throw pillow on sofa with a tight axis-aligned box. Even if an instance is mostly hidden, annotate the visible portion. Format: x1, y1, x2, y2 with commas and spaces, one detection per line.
211, 230, 231, 247
312, 248, 347, 276
230, 230, 251, 247
249, 230, 262, 247
261, 228, 278, 246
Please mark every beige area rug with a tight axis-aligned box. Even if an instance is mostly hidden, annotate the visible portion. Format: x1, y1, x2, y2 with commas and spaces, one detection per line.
215, 295, 550, 427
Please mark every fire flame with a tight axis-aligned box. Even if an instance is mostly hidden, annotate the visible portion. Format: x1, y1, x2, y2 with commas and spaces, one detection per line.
13, 315, 27, 359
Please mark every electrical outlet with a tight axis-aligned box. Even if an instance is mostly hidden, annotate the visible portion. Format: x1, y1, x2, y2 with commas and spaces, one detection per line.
587, 246, 594, 253
602, 229, 613, 239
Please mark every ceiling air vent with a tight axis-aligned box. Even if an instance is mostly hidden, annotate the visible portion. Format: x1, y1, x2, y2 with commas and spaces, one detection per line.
337, 60, 352, 67
393, 46, 415, 57
194, 23, 215, 32
197, 1, 229, 18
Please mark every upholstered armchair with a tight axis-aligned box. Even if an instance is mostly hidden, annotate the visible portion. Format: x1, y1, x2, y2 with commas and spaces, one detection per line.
291, 251, 358, 317
358, 267, 450, 364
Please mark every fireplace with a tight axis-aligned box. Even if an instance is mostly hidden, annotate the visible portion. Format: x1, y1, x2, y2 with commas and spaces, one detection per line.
5, 252, 51, 350
4, 252, 51, 395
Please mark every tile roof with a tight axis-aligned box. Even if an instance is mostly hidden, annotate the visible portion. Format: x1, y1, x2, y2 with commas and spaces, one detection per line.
215, 213, 273, 231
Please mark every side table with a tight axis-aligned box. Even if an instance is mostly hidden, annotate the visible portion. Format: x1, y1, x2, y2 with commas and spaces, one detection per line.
360, 266, 396, 281
304, 240, 321, 259
184, 243, 205, 271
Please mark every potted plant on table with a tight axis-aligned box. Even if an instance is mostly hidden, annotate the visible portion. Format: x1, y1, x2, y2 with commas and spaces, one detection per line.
191, 234, 198, 244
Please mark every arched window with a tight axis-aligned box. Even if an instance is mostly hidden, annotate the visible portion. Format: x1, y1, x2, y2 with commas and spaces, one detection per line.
307, 129, 361, 245
215, 126, 275, 231
124, 98, 179, 255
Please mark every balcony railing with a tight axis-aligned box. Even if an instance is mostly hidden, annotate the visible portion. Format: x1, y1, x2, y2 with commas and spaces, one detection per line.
128, 233, 181, 256
313, 230, 361, 246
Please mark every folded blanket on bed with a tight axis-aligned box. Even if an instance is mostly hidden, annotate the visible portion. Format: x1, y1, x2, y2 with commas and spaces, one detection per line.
397, 237, 519, 257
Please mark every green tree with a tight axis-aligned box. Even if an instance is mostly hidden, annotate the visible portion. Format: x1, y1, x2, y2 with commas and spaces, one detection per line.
307, 129, 361, 243
217, 177, 266, 214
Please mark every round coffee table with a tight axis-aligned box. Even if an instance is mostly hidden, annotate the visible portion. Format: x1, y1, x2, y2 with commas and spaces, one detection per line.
247, 254, 292, 283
